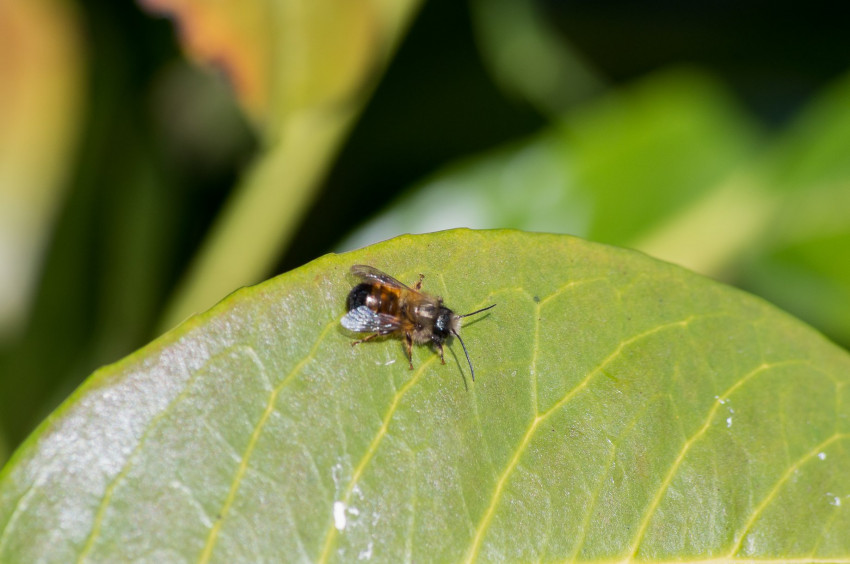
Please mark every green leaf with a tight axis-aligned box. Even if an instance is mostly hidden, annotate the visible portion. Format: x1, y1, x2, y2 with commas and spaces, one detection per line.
469, 0, 604, 114
1, 230, 848, 562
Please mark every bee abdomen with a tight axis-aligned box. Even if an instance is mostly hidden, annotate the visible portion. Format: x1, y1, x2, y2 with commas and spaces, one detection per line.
346, 283, 372, 311
347, 283, 402, 316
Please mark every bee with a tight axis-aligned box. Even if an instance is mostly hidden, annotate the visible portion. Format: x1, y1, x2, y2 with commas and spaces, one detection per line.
341, 265, 496, 381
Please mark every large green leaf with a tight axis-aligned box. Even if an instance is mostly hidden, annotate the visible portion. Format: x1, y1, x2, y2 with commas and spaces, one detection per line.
1, 230, 848, 562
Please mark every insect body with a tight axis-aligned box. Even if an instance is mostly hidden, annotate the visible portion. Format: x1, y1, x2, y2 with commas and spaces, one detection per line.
341, 265, 495, 381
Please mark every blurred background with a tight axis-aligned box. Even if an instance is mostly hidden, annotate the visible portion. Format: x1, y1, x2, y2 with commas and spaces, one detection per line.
2, 0, 849, 464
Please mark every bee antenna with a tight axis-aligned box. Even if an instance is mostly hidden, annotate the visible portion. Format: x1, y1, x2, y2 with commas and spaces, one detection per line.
451, 329, 476, 382
452, 303, 495, 382
458, 303, 496, 318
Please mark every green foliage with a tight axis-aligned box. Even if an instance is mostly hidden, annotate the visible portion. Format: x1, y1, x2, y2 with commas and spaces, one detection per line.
2, 1, 850, 557
738, 73, 850, 346
1, 231, 848, 562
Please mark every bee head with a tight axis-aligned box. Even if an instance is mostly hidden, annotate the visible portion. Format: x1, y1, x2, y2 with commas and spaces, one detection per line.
443, 303, 496, 382
432, 306, 456, 344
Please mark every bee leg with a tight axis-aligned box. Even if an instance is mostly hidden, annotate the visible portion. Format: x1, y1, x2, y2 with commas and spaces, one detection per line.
351, 333, 379, 347
436, 342, 446, 365
404, 333, 414, 370
413, 273, 424, 291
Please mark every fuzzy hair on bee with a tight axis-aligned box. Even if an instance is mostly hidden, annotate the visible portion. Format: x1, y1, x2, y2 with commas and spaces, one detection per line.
341, 265, 495, 381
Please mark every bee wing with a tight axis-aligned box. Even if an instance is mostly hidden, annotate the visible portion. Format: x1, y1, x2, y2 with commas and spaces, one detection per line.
341, 305, 402, 334
350, 265, 414, 291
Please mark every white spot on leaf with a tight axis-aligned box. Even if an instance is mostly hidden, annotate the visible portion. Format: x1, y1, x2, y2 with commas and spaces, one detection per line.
333, 501, 347, 531
358, 541, 374, 560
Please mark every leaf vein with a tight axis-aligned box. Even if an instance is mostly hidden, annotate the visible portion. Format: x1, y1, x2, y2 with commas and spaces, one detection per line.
75, 344, 263, 562
568, 393, 665, 562
196, 319, 339, 564
463, 316, 697, 563
0, 481, 39, 556
728, 433, 850, 557
532, 277, 612, 413
622, 358, 810, 560
316, 355, 438, 563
